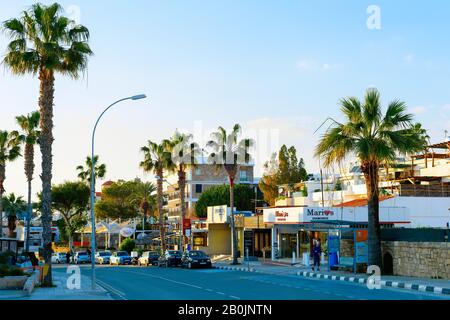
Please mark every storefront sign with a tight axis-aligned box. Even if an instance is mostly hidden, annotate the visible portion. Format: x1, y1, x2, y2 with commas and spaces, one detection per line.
207, 205, 232, 224
306, 208, 336, 220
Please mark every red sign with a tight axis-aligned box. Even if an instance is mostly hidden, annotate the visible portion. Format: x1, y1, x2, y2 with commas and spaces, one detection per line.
183, 219, 191, 232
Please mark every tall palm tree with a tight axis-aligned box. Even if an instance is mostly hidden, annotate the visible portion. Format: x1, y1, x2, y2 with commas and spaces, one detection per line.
16, 111, 40, 252
315, 89, 426, 267
140, 141, 175, 252
0, 130, 21, 238
164, 131, 200, 249
130, 179, 157, 229
2, 3, 92, 286
207, 124, 253, 265
3, 193, 27, 238
76, 155, 107, 187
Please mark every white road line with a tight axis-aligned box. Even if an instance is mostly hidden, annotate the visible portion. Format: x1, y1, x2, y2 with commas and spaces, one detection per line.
122, 270, 241, 299
216, 292, 226, 295
96, 279, 127, 300
229, 295, 240, 300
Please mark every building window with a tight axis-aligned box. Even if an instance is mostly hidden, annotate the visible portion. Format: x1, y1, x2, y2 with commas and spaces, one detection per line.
195, 184, 203, 194
195, 168, 202, 176
239, 170, 248, 182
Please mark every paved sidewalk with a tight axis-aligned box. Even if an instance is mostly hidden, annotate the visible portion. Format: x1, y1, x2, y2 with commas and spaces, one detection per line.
214, 259, 450, 297
22, 271, 112, 300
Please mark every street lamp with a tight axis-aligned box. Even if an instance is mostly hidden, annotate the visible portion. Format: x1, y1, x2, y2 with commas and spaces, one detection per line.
155, 176, 184, 251
90, 94, 147, 290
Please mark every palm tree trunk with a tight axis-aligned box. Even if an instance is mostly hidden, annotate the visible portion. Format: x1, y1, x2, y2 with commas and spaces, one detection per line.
157, 168, 165, 252
229, 176, 239, 265
39, 69, 55, 287
8, 215, 16, 238
363, 161, 382, 268
0, 166, 5, 238
25, 179, 33, 252
178, 167, 186, 250
25, 143, 35, 253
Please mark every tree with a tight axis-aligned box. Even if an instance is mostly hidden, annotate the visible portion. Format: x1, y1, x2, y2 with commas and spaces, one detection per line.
164, 131, 199, 247
140, 141, 175, 252
16, 111, 40, 252
3, 3, 93, 286
51, 181, 90, 253
259, 146, 308, 206
0, 130, 21, 238
315, 89, 425, 267
195, 184, 255, 218
207, 124, 253, 265
95, 180, 140, 220
120, 238, 136, 253
2, 193, 26, 238
129, 179, 157, 228
76, 155, 107, 186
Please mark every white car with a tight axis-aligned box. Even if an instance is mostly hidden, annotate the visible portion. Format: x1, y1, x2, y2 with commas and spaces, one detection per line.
51, 252, 67, 264
95, 251, 111, 265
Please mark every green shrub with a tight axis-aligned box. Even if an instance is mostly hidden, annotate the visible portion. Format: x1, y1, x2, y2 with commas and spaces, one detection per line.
119, 238, 136, 253
0, 264, 9, 277
0, 251, 13, 265
7, 267, 25, 277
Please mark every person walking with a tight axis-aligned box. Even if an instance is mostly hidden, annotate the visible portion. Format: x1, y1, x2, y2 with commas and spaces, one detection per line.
66, 251, 71, 264
312, 239, 322, 272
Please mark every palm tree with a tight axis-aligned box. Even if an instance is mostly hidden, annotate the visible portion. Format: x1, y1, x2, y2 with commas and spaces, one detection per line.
2, 193, 27, 238
207, 124, 253, 265
76, 155, 107, 186
2, 3, 93, 286
315, 89, 426, 267
16, 111, 40, 252
163, 131, 200, 249
0, 130, 21, 238
130, 179, 157, 229
140, 141, 175, 252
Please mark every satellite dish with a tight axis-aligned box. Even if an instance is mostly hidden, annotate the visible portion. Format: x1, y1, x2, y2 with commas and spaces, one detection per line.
120, 227, 135, 238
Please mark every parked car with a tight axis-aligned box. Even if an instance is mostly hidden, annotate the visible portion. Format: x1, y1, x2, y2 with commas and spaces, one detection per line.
159, 250, 182, 267
74, 251, 91, 264
95, 251, 111, 265
110, 251, 132, 265
138, 251, 160, 266
181, 251, 212, 269
51, 252, 67, 264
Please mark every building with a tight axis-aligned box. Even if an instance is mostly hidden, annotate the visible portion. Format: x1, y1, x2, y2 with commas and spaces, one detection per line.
274, 140, 450, 228
164, 160, 255, 224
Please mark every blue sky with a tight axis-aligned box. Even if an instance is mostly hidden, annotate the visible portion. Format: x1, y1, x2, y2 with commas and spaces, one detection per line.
1, 0, 450, 198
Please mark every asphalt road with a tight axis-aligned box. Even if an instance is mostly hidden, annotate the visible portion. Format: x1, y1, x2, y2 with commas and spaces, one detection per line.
52, 265, 449, 300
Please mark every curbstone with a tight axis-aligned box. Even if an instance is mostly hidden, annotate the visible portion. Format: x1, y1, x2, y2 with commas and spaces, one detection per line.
297, 271, 450, 296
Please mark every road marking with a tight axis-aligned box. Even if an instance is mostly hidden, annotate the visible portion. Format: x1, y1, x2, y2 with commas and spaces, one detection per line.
121, 270, 242, 300
96, 279, 127, 300
229, 295, 240, 300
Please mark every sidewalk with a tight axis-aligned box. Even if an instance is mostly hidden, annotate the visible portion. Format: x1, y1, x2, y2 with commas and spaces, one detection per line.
22, 272, 112, 300
213, 258, 450, 296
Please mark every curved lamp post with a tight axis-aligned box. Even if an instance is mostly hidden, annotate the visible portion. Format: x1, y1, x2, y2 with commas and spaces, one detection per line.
90, 94, 147, 290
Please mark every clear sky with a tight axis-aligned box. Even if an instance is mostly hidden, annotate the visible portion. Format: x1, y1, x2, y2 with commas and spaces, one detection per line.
1, 0, 450, 200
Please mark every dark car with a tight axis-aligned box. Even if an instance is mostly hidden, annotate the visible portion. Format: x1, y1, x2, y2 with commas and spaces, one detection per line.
182, 251, 212, 269
160, 250, 182, 267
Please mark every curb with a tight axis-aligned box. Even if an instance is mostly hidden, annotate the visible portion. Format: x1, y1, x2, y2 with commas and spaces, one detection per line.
296, 271, 450, 296
213, 265, 257, 273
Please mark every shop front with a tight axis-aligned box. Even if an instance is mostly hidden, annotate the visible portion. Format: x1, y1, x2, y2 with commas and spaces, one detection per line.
264, 205, 410, 262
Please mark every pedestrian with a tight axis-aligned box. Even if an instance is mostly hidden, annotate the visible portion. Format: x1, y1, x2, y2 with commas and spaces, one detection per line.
66, 251, 71, 264
312, 239, 322, 272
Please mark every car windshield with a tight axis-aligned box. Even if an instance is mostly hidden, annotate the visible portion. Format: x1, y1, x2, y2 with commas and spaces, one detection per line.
78, 252, 88, 256
99, 252, 110, 256
189, 251, 207, 258
168, 251, 181, 255
117, 252, 128, 257
149, 252, 158, 256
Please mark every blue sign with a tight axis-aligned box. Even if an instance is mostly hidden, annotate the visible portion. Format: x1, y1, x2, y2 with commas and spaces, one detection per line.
328, 235, 339, 253
355, 242, 368, 264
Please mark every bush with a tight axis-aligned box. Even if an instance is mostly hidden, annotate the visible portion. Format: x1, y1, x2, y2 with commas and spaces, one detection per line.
119, 238, 136, 253
0, 251, 13, 265
0, 264, 25, 277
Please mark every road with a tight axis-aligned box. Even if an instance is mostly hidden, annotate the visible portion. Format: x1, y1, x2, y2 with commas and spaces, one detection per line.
52, 265, 448, 300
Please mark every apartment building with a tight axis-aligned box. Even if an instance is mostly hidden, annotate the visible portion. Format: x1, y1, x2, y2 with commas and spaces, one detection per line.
164, 161, 255, 223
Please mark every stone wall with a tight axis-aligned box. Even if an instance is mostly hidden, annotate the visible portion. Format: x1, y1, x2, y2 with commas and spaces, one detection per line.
382, 241, 450, 279
340, 239, 354, 257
